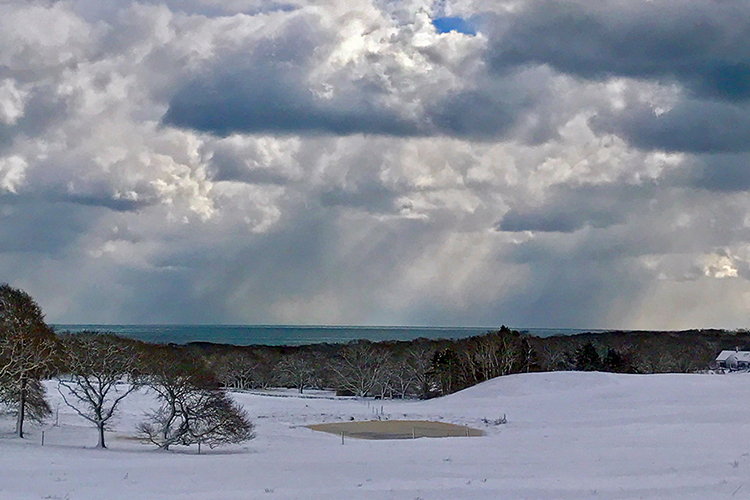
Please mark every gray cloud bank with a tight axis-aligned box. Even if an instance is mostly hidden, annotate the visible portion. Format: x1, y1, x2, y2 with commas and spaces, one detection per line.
1, 0, 750, 330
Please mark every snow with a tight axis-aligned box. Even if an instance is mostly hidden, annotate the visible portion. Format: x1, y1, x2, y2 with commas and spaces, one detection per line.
2, 371, 749, 499
716, 350, 750, 362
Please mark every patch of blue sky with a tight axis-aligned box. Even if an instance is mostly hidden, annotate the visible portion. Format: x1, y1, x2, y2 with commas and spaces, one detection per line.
432, 16, 477, 36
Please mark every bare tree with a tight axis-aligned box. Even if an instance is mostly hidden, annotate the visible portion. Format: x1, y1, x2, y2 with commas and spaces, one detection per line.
137, 347, 253, 450
382, 358, 412, 399
0, 284, 56, 438
405, 346, 435, 399
496, 332, 523, 376
538, 341, 573, 371
274, 352, 317, 393
466, 330, 527, 380
209, 351, 258, 391
57, 333, 140, 448
331, 342, 387, 397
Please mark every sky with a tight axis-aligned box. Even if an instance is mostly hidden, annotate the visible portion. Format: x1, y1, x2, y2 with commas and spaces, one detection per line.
1, 0, 750, 329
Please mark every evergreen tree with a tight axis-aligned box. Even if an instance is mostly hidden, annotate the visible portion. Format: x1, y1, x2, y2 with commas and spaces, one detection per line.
574, 342, 603, 371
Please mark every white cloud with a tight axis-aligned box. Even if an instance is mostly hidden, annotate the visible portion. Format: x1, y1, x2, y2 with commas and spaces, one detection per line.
699, 252, 739, 279
0, 79, 28, 125
0, 155, 27, 193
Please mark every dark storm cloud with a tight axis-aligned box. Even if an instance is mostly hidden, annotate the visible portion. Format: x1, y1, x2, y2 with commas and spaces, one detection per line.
166, 66, 538, 140
671, 153, 750, 192
163, 12, 540, 140
476, 0, 750, 162
56, 194, 145, 212
320, 183, 397, 213
0, 87, 68, 152
427, 87, 522, 140
499, 207, 621, 233
163, 18, 420, 138
162, 0, 750, 146
593, 99, 750, 154
0, 186, 144, 257
165, 74, 419, 137
497, 184, 646, 233
484, 0, 750, 101
504, 225, 656, 265
66, 0, 298, 23
0, 195, 93, 254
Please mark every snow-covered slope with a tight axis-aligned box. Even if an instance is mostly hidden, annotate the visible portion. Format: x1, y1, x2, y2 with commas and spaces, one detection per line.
1, 372, 748, 499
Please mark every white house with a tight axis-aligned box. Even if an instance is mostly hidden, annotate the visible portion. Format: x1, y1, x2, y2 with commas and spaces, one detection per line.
715, 349, 750, 370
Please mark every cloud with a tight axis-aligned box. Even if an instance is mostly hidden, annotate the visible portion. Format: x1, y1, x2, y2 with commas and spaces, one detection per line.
162, 8, 541, 140
499, 209, 620, 234
478, 0, 750, 159
671, 154, 750, 192
593, 99, 750, 154
164, 52, 548, 140
4, 0, 750, 331
161, 12, 422, 137
496, 183, 653, 233
0, 156, 26, 193
0, 194, 94, 254
484, 0, 750, 101
320, 183, 397, 213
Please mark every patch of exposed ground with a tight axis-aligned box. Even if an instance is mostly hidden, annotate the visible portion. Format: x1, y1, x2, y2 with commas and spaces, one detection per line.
308, 420, 484, 440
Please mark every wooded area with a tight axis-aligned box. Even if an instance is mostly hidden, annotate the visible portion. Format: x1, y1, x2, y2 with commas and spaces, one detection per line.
1, 283, 746, 448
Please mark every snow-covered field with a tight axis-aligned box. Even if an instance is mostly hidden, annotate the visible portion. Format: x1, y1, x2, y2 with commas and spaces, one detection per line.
2, 371, 749, 499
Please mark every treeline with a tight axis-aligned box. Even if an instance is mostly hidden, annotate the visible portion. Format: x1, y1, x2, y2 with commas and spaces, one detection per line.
526, 329, 734, 374
192, 325, 535, 399
187, 327, 738, 399
3, 283, 747, 449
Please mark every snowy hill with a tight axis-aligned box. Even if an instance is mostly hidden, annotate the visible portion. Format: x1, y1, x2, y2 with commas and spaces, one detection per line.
1, 372, 749, 499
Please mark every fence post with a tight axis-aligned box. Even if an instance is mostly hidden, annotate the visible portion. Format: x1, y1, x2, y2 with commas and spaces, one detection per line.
341, 432, 345, 445
41, 430, 45, 446
412, 427, 415, 439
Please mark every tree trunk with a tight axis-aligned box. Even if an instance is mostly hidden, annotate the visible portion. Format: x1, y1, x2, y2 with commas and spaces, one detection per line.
15, 377, 26, 438
97, 422, 106, 448
163, 403, 176, 443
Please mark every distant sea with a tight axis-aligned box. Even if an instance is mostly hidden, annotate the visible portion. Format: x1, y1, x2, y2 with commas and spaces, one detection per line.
52, 325, 607, 346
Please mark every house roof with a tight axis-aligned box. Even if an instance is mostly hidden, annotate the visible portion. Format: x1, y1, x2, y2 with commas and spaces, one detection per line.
716, 350, 750, 362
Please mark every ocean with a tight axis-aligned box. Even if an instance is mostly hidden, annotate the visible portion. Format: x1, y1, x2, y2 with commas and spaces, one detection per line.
52, 324, 606, 346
